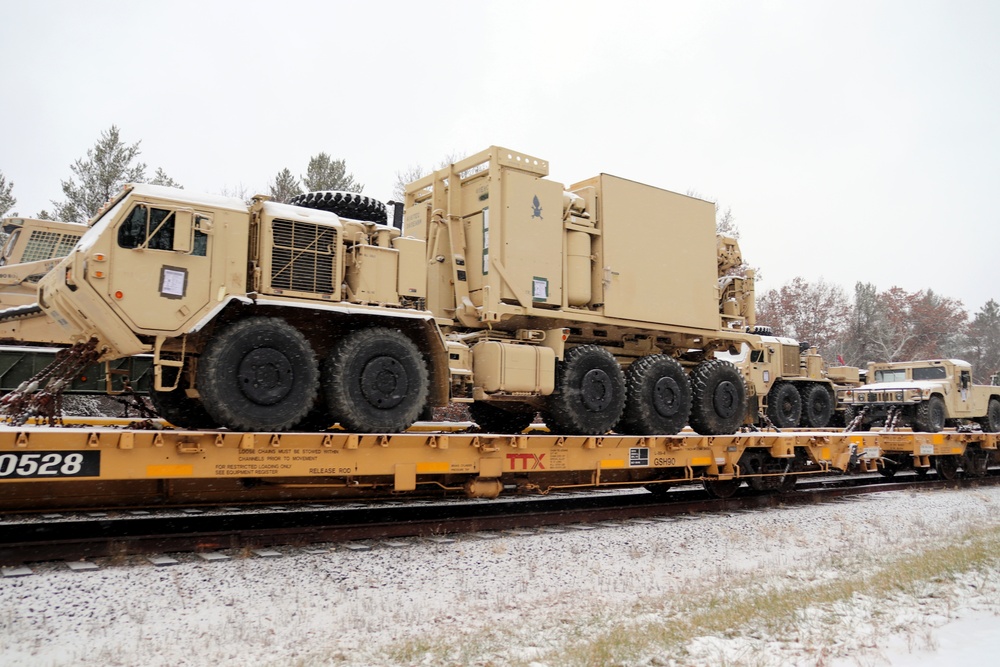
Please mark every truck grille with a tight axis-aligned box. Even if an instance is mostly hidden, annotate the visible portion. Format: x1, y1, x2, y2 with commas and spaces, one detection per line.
270, 219, 337, 294
22, 230, 82, 262
859, 391, 907, 403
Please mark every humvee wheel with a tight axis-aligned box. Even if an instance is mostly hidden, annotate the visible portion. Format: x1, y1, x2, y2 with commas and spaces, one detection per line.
704, 478, 740, 499
543, 345, 626, 435
323, 327, 428, 433
913, 395, 946, 432
471, 401, 536, 434
978, 399, 1000, 433
935, 455, 960, 481
618, 355, 691, 435
148, 373, 217, 430
800, 384, 834, 428
688, 359, 746, 435
198, 317, 319, 431
766, 382, 802, 428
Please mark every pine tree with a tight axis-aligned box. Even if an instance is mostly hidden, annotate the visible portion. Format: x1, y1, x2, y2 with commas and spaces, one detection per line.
302, 153, 363, 193
964, 300, 1000, 382
268, 168, 302, 204
149, 167, 182, 188
53, 126, 147, 223
0, 171, 15, 216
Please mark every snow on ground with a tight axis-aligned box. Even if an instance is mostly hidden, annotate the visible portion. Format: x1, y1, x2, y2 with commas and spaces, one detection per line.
2, 486, 1000, 667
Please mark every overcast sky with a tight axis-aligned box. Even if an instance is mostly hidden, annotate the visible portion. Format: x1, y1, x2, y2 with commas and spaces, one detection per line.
2, 1, 998, 313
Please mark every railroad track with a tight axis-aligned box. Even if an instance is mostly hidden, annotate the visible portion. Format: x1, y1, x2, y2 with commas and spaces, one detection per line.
3, 472, 998, 569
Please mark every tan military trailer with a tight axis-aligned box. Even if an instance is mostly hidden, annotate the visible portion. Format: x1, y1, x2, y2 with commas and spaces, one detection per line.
717, 335, 859, 428
840, 359, 1000, 432
27, 147, 755, 435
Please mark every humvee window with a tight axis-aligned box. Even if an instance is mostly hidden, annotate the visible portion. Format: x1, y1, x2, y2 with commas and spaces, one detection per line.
118, 205, 207, 256
912, 366, 947, 381
874, 369, 907, 382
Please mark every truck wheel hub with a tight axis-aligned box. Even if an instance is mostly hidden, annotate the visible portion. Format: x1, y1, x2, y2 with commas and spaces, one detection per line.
581, 368, 614, 412
238, 348, 293, 406
653, 377, 680, 417
713, 381, 739, 418
360, 357, 406, 409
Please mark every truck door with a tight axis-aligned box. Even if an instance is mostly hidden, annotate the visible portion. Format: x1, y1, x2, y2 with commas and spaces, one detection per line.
106, 202, 213, 332
957, 369, 972, 416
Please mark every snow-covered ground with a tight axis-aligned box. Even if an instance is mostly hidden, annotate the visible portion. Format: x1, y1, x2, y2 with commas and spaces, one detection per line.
2, 486, 999, 667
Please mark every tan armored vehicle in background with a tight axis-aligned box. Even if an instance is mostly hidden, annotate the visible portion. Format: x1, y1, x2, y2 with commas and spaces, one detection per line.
0, 217, 84, 308
25, 147, 760, 435
840, 359, 1000, 432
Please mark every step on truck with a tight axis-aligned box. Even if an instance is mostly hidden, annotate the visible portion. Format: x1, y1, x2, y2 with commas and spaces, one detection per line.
27, 147, 757, 435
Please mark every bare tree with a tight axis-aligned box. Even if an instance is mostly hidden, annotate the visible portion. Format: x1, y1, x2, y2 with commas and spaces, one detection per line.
392, 151, 479, 202
756, 277, 851, 357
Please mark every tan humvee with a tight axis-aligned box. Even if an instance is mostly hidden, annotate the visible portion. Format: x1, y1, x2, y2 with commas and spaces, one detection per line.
840, 359, 1000, 432
30, 147, 757, 436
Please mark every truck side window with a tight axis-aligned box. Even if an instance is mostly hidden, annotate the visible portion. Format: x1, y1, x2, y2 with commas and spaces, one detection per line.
117, 205, 177, 251
193, 217, 209, 257
912, 367, 947, 381
118, 205, 148, 248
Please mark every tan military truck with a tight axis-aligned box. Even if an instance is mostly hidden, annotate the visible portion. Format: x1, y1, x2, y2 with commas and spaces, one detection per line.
25, 146, 756, 435
840, 359, 1000, 432
716, 335, 860, 428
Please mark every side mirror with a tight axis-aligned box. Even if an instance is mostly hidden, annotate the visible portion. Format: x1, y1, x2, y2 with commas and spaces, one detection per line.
173, 210, 193, 253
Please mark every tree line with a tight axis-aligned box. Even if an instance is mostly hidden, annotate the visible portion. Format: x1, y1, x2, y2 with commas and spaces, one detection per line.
0, 125, 365, 222
755, 277, 1000, 383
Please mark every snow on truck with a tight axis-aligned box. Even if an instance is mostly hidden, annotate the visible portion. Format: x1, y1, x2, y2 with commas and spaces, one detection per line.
840, 359, 1000, 432
11, 146, 770, 436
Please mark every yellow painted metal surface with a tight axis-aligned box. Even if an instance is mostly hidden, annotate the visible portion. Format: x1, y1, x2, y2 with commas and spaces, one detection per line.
1, 427, 995, 493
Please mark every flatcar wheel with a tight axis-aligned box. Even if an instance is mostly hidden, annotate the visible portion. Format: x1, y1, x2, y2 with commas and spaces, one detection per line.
962, 449, 989, 478
323, 327, 429, 433
644, 483, 672, 497
935, 455, 960, 481
543, 345, 626, 435
198, 317, 319, 432
704, 478, 740, 499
